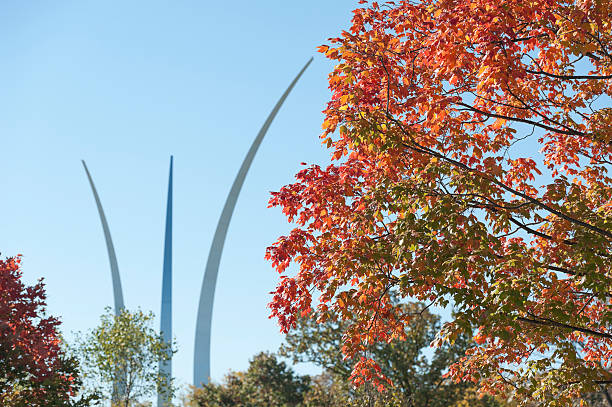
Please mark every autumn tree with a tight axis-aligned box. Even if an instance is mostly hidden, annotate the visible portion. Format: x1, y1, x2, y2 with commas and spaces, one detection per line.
0, 254, 95, 406
74, 308, 175, 407
266, 0, 612, 406
280, 299, 506, 407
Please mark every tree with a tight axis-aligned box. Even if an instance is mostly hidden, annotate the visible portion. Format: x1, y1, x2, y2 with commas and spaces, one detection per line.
0, 254, 95, 406
300, 372, 352, 407
280, 299, 506, 407
74, 308, 175, 407
302, 370, 407, 407
266, 0, 612, 405
188, 352, 310, 407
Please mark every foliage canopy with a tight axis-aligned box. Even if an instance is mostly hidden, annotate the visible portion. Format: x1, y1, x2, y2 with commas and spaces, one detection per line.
0, 255, 93, 407
74, 307, 175, 407
188, 352, 310, 407
266, 0, 612, 405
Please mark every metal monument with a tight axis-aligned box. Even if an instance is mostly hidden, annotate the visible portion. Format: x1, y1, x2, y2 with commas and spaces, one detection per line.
82, 160, 127, 401
82, 160, 125, 315
192, 58, 313, 386
82, 58, 313, 399
158, 156, 173, 407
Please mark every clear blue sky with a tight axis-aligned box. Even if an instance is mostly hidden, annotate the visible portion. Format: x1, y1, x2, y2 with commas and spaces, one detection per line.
0, 0, 357, 391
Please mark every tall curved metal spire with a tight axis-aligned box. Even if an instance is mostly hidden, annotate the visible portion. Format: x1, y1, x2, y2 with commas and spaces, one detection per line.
82, 160, 125, 315
158, 156, 173, 407
193, 58, 313, 386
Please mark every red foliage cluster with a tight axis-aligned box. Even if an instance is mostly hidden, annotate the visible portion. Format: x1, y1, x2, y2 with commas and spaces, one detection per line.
267, 0, 611, 404
0, 255, 78, 405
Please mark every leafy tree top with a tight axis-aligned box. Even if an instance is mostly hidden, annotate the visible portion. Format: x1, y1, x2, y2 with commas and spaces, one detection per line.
0, 255, 91, 406
74, 307, 175, 407
189, 352, 310, 407
266, 0, 611, 405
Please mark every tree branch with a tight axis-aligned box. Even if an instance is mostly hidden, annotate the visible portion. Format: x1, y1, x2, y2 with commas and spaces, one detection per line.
525, 69, 612, 80
516, 315, 612, 340
390, 122, 612, 240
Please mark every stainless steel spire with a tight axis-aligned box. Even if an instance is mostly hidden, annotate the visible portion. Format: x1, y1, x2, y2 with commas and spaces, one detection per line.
158, 156, 173, 407
193, 58, 313, 386
82, 160, 125, 315
82, 160, 126, 402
